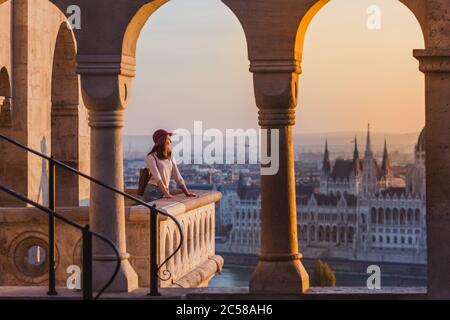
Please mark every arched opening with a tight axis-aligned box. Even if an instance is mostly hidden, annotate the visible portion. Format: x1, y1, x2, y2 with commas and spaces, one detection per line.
51, 22, 89, 207
332, 226, 337, 243
0, 67, 13, 205
122, 0, 251, 287
318, 226, 324, 242
309, 226, 316, 242
0, 67, 11, 127
297, 2, 426, 288
325, 226, 331, 242
386, 208, 392, 225
164, 232, 172, 272
371, 208, 377, 224
378, 208, 385, 225
172, 231, 179, 270
122, 0, 252, 138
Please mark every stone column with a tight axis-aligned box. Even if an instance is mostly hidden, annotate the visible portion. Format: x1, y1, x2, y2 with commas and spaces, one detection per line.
249, 60, 309, 294
414, 49, 450, 299
78, 55, 138, 292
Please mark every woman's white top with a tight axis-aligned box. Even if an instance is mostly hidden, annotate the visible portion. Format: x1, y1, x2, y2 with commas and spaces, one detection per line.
146, 153, 185, 189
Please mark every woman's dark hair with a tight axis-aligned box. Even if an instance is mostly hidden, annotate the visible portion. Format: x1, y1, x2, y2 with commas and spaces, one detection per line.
148, 144, 172, 160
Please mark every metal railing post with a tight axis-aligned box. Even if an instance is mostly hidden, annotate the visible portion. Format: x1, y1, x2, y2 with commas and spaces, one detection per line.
82, 225, 93, 300
148, 205, 160, 296
47, 156, 57, 296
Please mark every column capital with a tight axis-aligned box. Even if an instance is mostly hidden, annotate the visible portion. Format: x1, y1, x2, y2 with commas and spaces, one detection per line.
88, 109, 125, 129
78, 56, 135, 113
414, 49, 450, 73
77, 54, 136, 78
250, 59, 301, 74
251, 62, 299, 127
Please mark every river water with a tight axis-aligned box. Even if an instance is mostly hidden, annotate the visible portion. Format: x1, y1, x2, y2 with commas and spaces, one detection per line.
209, 266, 427, 288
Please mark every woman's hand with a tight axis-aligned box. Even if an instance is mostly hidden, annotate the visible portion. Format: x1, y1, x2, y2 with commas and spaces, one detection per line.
180, 184, 197, 198
163, 193, 174, 199
185, 192, 197, 198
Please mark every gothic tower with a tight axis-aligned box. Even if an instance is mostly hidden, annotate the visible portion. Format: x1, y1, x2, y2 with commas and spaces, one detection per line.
362, 124, 378, 196
320, 139, 331, 193
379, 139, 394, 190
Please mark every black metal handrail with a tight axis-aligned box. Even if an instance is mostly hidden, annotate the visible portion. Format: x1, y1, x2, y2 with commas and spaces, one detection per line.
0, 132, 183, 296
0, 183, 120, 300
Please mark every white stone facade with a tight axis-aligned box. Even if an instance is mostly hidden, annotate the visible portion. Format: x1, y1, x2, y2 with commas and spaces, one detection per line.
221, 128, 427, 264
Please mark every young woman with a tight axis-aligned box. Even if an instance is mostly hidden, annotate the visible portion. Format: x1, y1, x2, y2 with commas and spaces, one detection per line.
143, 129, 196, 202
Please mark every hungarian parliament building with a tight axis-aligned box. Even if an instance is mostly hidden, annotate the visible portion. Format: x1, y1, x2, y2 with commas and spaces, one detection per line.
219, 127, 426, 264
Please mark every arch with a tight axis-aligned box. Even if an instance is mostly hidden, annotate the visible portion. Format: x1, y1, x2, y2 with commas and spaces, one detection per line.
386, 208, 392, 225
332, 226, 337, 243
0, 67, 11, 127
51, 22, 89, 206
294, 0, 330, 62
210, 214, 214, 244
415, 209, 421, 226
340, 226, 346, 243
164, 232, 171, 272
302, 225, 308, 241
193, 219, 198, 256
187, 223, 193, 258
325, 226, 331, 242
295, 0, 426, 65
378, 208, 385, 225
371, 208, 377, 224
122, 0, 169, 58
172, 229, 179, 270
200, 214, 205, 251
318, 226, 324, 242
400, 208, 406, 225
393, 208, 399, 225
348, 227, 354, 243
205, 214, 210, 249
309, 225, 316, 242
180, 221, 186, 263
407, 208, 414, 225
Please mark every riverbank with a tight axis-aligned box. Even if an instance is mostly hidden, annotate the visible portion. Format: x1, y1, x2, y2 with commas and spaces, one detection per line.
212, 252, 427, 287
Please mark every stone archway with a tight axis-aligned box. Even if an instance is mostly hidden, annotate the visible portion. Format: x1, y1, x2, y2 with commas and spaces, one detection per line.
47, 0, 450, 298
0, 67, 11, 128
51, 22, 90, 207
0, 66, 14, 206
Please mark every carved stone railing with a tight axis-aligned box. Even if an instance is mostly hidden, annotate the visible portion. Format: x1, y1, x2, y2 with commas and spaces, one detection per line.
127, 190, 223, 288
0, 190, 223, 289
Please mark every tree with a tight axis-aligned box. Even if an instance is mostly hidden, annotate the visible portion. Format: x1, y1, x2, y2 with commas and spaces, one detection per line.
311, 259, 336, 287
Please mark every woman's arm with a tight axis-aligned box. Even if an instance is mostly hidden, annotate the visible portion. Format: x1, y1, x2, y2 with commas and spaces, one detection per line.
147, 154, 173, 198
171, 156, 196, 197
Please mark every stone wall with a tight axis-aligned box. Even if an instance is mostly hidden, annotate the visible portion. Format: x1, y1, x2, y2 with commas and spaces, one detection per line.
0, 0, 89, 207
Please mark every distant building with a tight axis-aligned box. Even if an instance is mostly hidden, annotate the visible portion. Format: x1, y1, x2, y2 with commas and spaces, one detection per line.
221, 126, 427, 265
298, 126, 426, 264
220, 175, 317, 254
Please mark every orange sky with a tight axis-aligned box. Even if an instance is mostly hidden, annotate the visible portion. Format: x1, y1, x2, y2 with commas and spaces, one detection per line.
124, 0, 425, 136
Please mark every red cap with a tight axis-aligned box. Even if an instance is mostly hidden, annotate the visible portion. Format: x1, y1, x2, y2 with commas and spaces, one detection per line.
152, 129, 172, 147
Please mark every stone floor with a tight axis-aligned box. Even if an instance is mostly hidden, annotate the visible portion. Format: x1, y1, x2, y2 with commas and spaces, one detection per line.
0, 286, 427, 300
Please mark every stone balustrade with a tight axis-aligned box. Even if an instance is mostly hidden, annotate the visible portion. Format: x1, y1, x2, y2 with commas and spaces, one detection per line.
0, 190, 223, 289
